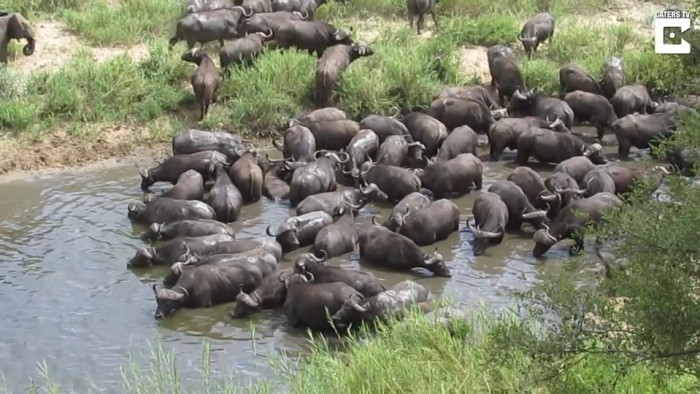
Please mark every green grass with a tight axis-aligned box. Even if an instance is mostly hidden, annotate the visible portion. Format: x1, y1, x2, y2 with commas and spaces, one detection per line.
0, 41, 190, 136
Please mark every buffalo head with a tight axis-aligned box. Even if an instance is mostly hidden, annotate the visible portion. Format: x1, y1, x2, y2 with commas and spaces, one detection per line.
153, 284, 189, 319
127, 201, 146, 221
331, 296, 369, 328
359, 182, 388, 202
128, 246, 156, 267
139, 167, 155, 190
518, 34, 538, 58
582, 143, 607, 164
406, 139, 428, 168
468, 219, 503, 256
423, 249, 450, 277
546, 116, 569, 132
267, 218, 302, 252
333, 29, 353, 44
231, 290, 263, 318
293, 251, 327, 275
352, 41, 374, 57
532, 223, 559, 257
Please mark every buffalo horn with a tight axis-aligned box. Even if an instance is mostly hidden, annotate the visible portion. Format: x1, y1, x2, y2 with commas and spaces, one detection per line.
521, 208, 548, 219
238, 291, 259, 308
246, 143, 255, 153
467, 219, 502, 239
261, 27, 273, 38
313, 149, 329, 159
139, 167, 149, 179
406, 141, 426, 150
272, 138, 284, 152
371, 215, 382, 225
233, 5, 253, 16
234, 144, 245, 157
177, 286, 189, 296
331, 152, 350, 163
512, 89, 527, 100
266, 223, 279, 237
311, 250, 327, 262
553, 186, 585, 195
299, 10, 309, 19
348, 299, 368, 312
278, 271, 290, 283
654, 165, 672, 175
152, 283, 158, 295
425, 247, 442, 265
303, 272, 315, 282
389, 105, 401, 118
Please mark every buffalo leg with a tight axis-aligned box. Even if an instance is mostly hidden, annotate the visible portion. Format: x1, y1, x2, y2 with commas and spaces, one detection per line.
618, 140, 631, 160
417, 14, 424, 34
431, 11, 438, 29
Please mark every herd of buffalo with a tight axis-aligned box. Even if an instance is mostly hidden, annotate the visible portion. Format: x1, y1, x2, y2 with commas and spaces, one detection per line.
117, 2, 700, 333
3, 0, 694, 332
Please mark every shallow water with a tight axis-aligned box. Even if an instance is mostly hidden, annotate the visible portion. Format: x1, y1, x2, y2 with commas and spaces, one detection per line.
0, 127, 650, 392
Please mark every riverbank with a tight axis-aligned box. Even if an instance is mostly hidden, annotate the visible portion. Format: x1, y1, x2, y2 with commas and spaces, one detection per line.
1, 0, 693, 174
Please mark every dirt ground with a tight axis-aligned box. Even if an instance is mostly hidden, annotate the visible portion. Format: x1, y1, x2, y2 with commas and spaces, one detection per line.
0, 1, 667, 176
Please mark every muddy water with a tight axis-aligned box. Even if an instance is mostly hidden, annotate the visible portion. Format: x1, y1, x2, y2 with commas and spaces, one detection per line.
0, 128, 645, 392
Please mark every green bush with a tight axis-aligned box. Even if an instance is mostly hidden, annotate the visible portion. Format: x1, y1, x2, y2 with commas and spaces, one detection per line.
2, 0, 87, 17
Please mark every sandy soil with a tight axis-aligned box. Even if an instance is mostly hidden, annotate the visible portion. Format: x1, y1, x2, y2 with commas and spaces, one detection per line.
9, 20, 150, 73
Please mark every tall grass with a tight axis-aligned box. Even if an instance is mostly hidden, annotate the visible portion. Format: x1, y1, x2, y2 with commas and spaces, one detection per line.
0, 42, 189, 134
62, 0, 181, 45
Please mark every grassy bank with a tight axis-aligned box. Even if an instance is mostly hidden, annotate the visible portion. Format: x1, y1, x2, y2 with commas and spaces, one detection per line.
0, 0, 696, 172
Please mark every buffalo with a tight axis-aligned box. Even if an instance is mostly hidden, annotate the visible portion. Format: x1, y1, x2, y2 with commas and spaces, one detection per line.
344, 128, 379, 175
487, 180, 548, 230
612, 112, 676, 159
416, 153, 483, 198
563, 90, 617, 140
559, 63, 602, 96
288, 150, 349, 205
294, 252, 385, 297
359, 113, 410, 143
354, 160, 422, 202
468, 192, 508, 256
128, 198, 215, 225
532, 192, 623, 257
296, 184, 386, 216
274, 20, 352, 57
169, 7, 253, 50
282, 272, 366, 331
518, 12, 555, 59
407, 0, 438, 34
401, 112, 448, 156
219, 29, 272, 75
435, 125, 478, 162
128, 233, 235, 267
427, 97, 506, 133
141, 219, 234, 241
377, 191, 432, 231
506, 166, 549, 210
487, 44, 526, 107
552, 156, 596, 186
315, 41, 374, 108
238, 10, 308, 35
610, 85, 655, 118
379, 198, 459, 246
230, 267, 294, 318
516, 128, 607, 165
266, 210, 333, 252
262, 164, 291, 201
311, 204, 359, 258
182, 50, 222, 121
207, 163, 243, 222
542, 171, 585, 218
331, 280, 429, 328
304, 119, 360, 151
294, 107, 347, 125
581, 167, 616, 197
139, 151, 229, 190
358, 224, 450, 277
509, 89, 574, 129
488, 116, 552, 160
435, 85, 500, 109
230, 144, 263, 202
271, 122, 316, 162
172, 129, 243, 160
157, 169, 205, 201
601, 56, 624, 99
375, 135, 425, 167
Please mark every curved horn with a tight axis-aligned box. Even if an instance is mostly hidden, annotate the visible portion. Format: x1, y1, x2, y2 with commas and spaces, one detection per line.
389, 105, 401, 118
278, 271, 290, 283
139, 167, 149, 179
177, 244, 192, 263
311, 250, 327, 262
406, 141, 426, 149
468, 219, 502, 238
152, 283, 158, 295
300, 10, 309, 20
234, 144, 245, 157
261, 27, 273, 38
522, 209, 548, 219
553, 186, 585, 195
233, 5, 254, 16
371, 215, 383, 225
331, 152, 350, 163
303, 272, 315, 282
177, 286, 189, 296
266, 223, 279, 237
348, 299, 368, 312
313, 149, 329, 159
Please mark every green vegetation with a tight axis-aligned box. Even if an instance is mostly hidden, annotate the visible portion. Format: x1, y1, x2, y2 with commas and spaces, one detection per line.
1, 0, 697, 143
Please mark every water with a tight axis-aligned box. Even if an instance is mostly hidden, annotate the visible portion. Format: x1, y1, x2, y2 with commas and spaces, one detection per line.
0, 129, 646, 392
